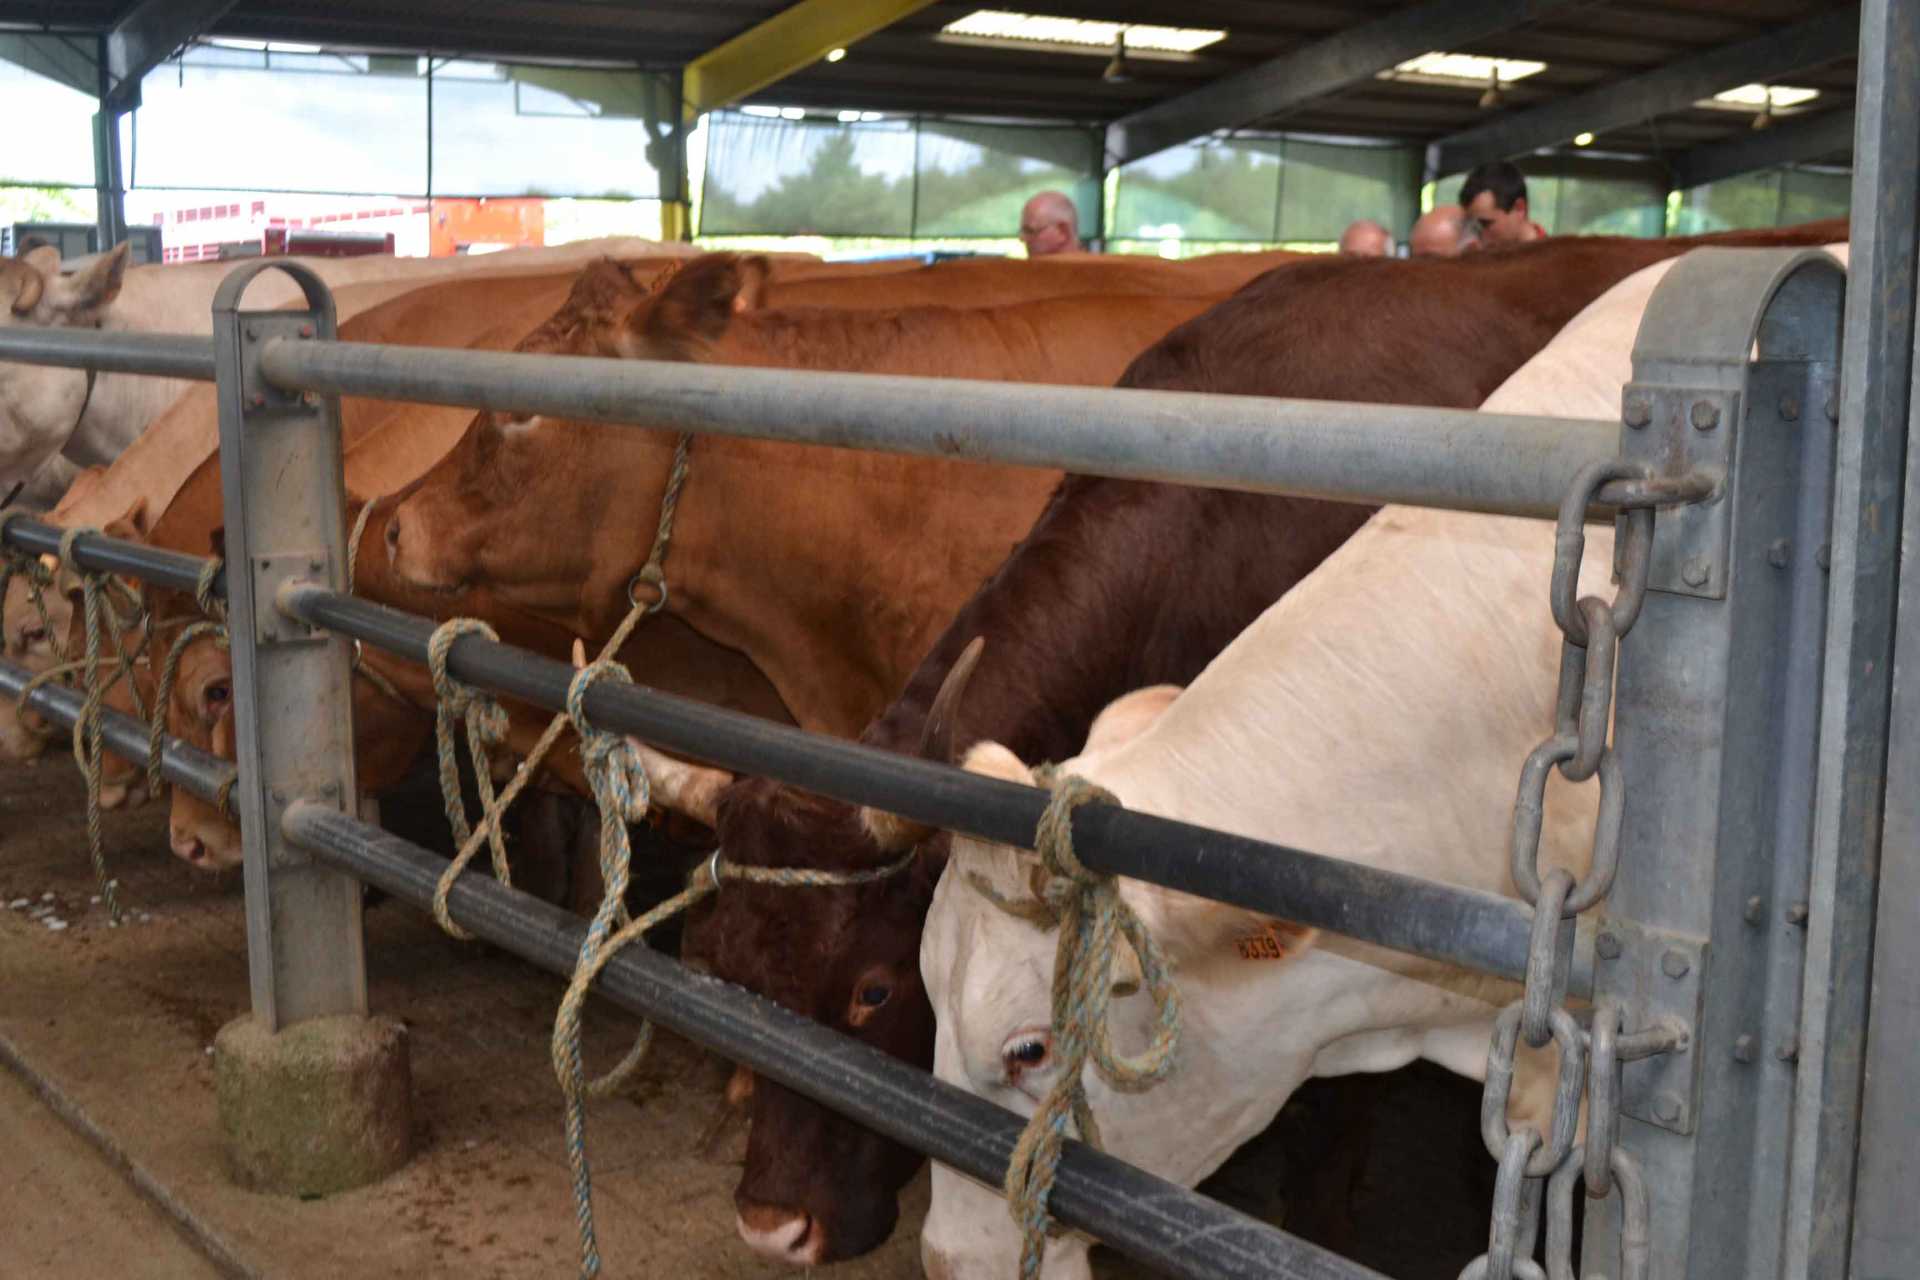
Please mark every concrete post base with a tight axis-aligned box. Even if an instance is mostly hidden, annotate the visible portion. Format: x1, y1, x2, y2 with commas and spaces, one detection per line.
214, 1013, 412, 1196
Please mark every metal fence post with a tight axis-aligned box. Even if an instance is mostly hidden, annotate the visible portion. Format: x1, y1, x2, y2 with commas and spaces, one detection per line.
1837, 2, 1920, 1276
212, 261, 364, 1029
210, 261, 410, 1196
1581, 248, 1846, 1279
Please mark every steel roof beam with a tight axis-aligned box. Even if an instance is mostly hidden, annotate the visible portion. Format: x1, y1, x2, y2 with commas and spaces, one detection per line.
102, 0, 238, 112
1103, 0, 1593, 169
1669, 107, 1856, 189
0, 33, 96, 96
683, 0, 939, 118
1431, 4, 1860, 176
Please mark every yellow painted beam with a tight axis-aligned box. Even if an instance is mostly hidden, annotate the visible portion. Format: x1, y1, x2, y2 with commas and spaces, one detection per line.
683, 0, 938, 119
659, 199, 691, 243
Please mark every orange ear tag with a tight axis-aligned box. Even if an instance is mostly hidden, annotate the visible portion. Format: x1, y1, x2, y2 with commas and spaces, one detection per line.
1235, 924, 1292, 960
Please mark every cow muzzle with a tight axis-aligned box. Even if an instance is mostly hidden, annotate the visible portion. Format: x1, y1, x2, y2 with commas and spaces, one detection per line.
735, 1202, 826, 1266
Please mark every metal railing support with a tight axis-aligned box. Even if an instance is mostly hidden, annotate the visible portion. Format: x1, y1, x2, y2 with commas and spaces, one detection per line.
1831, 3, 1920, 1276
210, 262, 364, 1030
1582, 249, 1846, 1278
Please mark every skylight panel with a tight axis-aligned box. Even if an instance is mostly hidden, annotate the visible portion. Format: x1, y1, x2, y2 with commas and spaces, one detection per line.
1704, 83, 1820, 110
938, 11, 1227, 57
1380, 52, 1548, 87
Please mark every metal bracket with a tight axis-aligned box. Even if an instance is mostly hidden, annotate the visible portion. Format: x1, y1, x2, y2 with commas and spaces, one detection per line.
1617, 384, 1738, 601
251, 557, 326, 645
238, 312, 318, 413
1593, 917, 1706, 1135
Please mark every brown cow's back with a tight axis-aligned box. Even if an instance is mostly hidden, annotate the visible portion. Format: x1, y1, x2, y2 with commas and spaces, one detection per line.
761, 248, 1302, 309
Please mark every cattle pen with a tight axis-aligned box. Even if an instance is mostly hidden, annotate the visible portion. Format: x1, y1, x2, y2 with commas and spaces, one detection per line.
2, 7, 1918, 1280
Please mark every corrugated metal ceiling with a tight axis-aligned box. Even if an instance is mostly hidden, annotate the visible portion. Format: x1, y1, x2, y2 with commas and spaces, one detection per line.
0, 0, 1858, 167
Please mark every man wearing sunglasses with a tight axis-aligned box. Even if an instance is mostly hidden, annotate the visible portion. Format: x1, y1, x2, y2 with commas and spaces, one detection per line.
1018, 190, 1085, 257
1459, 161, 1546, 246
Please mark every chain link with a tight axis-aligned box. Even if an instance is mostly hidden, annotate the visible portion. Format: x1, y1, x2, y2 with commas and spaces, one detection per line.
1462, 459, 1706, 1280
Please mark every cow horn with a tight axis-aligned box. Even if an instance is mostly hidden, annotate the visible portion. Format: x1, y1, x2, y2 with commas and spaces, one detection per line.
8, 265, 44, 316
571, 638, 731, 827
624, 738, 731, 829
919, 635, 984, 765
862, 637, 985, 852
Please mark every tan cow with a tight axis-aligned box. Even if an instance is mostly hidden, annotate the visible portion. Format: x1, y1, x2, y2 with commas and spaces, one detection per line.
379, 253, 1229, 738
157, 252, 1240, 866
2, 264, 685, 764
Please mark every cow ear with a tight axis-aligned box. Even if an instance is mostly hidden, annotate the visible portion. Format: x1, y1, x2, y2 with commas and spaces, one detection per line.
729, 256, 771, 313
634, 253, 748, 356
1082, 685, 1181, 755
22, 244, 62, 280
6, 257, 47, 316
103, 496, 150, 542
1129, 876, 1318, 971
53, 243, 129, 315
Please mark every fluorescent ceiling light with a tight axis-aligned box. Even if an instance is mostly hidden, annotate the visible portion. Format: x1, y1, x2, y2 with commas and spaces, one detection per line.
1379, 52, 1547, 88
779, 106, 806, 120
1573, 131, 1595, 146
938, 11, 1227, 58
837, 109, 885, 123
826, 47, 847, 63
204, 37, 324, 54
1702, 83, 1819, 110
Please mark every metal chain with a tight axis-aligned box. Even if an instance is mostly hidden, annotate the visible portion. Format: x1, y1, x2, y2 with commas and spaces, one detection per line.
1462, 459, 1701, 1280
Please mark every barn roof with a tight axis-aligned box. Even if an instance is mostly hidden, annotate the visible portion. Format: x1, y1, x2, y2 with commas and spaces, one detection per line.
0, 1, 1859, 177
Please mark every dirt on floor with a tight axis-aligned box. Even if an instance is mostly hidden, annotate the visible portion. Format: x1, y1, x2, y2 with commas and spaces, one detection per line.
0, 754, 1502, 1280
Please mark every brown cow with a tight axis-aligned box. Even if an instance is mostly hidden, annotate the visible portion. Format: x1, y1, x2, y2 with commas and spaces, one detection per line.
162, 254, 1227, 865
378, 254, 1226, 736
673, 222, 1852, 1265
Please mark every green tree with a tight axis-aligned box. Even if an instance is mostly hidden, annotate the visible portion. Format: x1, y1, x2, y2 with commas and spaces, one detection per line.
701, 130, 910, 237
0, 184, 94, 226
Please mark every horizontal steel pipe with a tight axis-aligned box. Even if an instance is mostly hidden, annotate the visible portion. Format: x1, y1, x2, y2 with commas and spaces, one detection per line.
0, 658, 236, 802
283, 585, 1589, 996
1, 517, 226, 601
260, 338, 1617, 518
283, 800, 1390, 1280
0, 328, 216, 381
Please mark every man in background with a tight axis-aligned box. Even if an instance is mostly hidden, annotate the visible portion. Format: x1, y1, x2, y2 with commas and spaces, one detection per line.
1459, 161, 1546, 245
1409, 205, 1474, 257
1337, 219, 1393, 256
1019, 190, 1085, 257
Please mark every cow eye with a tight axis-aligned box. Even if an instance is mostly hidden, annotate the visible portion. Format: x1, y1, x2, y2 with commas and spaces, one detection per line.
204, 681, 231, 710
1002, 1031, 1052, 1080
847, 969, 898, 1027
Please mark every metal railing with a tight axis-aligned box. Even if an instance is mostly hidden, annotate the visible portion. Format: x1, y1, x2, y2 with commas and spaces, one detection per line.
2, 66, 1913, 1271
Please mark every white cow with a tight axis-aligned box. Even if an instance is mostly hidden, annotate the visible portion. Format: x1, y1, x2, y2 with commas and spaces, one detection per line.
915, 252, 1737, 1279
0, 236, 693, 491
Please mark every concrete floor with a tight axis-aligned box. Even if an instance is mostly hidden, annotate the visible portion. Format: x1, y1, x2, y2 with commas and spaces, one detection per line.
0, 752, 1501, 1280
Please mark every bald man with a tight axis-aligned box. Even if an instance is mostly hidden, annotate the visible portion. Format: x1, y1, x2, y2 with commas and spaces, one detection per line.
1409, 204, 1474, 258
1338, 219, 1393, 256
1019, 190, 1084, 257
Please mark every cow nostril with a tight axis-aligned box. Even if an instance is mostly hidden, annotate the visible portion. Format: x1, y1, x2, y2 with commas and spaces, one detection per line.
736, 1204, 822, 1264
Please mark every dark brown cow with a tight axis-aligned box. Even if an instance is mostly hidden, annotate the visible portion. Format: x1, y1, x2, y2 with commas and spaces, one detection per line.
684, 223, 1850, 1265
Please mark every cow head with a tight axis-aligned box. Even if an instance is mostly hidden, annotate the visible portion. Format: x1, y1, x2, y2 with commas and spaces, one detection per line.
0, 245, 130, 484
686, 776, 942, 1264
164, 626, 241, 868
670, 637, 985, 1264
917, 695, 1341, 1280
380, 257, 695, 611
1, 496, 150, 767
